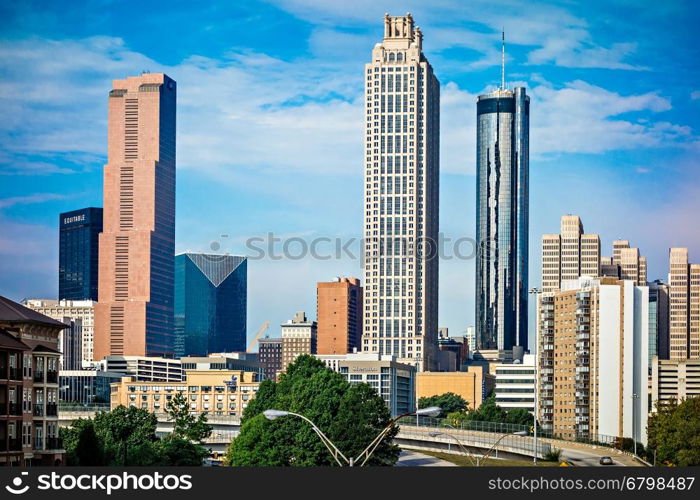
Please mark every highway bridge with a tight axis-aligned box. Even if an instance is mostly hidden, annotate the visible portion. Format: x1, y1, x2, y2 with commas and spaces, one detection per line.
59, 408, 640, 465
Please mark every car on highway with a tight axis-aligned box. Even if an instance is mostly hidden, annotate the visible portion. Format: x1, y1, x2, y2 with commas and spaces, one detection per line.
599, 456, 614, 465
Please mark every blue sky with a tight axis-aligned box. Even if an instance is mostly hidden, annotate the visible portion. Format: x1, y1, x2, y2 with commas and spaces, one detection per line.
1, 0, 699, 346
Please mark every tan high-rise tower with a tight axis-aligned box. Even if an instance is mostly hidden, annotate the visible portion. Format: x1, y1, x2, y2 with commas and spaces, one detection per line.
362, 14, 440, 371
541, 215, 601, 293
94, 73, 176, 360
668, 248, 700, 359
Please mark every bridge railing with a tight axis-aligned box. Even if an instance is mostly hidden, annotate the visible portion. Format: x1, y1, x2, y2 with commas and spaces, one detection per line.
399, 415, 620, 448
396, 424, 551, 458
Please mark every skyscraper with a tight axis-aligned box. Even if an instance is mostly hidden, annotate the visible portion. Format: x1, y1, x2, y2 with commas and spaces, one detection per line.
668, 248, 700, 359
541, 215, 601, 293
475, 79, 529, 353
317, 277, 363, 355
174, 253, 247, 357
362, 13, 440, 371
94, 73, 176, 360
613, 240, 647, 285
648, 279, 670, 365
59, 207, 103, 301
281, 311, 317, 370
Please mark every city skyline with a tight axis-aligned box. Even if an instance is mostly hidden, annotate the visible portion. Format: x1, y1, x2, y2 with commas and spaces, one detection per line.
1, 1, 699, 348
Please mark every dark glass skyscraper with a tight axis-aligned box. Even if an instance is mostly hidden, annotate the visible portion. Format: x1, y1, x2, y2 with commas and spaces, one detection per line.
59, 207, 103, 301
475, 87, 529, 353
175, 253, 247, 357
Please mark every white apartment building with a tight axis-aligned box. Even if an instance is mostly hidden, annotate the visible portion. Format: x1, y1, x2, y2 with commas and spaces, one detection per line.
362, 13, 440, 371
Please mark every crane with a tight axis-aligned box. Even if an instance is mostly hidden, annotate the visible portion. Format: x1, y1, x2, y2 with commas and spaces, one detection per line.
247, 321, 270, 352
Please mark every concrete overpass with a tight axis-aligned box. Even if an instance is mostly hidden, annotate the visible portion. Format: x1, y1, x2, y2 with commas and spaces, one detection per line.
59, 409, 641, 465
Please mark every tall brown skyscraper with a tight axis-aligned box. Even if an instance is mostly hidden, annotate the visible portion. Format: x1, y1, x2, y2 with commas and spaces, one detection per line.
94, 73, 176, 360
317, 277, 363, 354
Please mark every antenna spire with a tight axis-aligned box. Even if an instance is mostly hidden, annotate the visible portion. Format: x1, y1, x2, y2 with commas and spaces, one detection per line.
501, 28, 505, 90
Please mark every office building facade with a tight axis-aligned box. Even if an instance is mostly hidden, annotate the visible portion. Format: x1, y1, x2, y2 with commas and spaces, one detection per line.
258, 337, 282, 380
416, 367, 493, 411
58, 369, 125, 406
536, 277, 648, 444
174, 253, 247, 357
648, 280, 670, 365
651, 357, 700, 407
362, 14, 440, 371
102, 355, 183, 382
59, 207, 103, 301
541, 215, 601, 293
317, 352, 416, 416
94, 73, 177, 360
23, 299, 95, 368
475, 86, 529, 353
111, 369, 259, 417
317, 277, 362, 355
493, 354, 536, 412
668, 248, 700, 360
281, 312, 317, 369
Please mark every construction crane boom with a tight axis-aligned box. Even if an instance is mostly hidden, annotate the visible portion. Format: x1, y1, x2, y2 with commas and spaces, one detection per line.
247, 320, 270, 352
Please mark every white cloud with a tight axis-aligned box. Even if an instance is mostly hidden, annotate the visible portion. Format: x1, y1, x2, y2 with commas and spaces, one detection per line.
0, 193, 68, 210
267, 0, 647, 70
0, 37, 692, 184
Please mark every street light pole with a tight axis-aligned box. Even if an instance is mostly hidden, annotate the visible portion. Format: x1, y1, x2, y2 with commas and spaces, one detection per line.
428, 431, 476, 466
477, 431, 528, 466
631, 393, 639, 457
263, 406, 442, 466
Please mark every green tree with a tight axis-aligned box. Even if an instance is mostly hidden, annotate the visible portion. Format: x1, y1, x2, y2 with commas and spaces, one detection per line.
418, 392, 469, 418
61, 418, 98, 466
74, 420, 103, 465
157, 435, 210, 466
227, 355, 399, 466
647, 397, 700, 466
165, 391, 213, 442
93, 405, 160, 466
443, 411, 469, 427
505, 408, 533, 426
464, 394, 507, 423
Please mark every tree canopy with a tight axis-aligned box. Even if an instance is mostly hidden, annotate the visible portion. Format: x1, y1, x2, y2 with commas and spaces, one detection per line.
418, 392, 469, 417
647, 397, 700, 466
61, 402, 212, 466
227, 354, 400, 466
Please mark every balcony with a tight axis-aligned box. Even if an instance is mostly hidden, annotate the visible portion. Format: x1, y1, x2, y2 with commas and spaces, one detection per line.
8, 438, 22, 451
0, 403, 5, 415
45, 437, 63, 450
33, 404, 44, 417
9, 403, 21, 416
9, 368, 21, 380
33, 372, 44, 383
46, 403, 57, 416
47, 371, 58, 384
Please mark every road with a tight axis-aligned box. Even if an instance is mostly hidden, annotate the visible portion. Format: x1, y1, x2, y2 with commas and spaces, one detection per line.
396, 450, 456, 467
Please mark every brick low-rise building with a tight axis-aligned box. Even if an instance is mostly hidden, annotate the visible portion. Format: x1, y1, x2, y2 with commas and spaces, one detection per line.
0, 296, 66, 466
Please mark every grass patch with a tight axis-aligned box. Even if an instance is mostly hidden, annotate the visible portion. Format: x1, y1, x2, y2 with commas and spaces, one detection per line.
418, 450, 562, 467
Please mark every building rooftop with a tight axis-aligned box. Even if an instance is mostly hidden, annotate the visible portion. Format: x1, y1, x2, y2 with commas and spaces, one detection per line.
0, 295, 67, 328
0, 328, 30, 350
